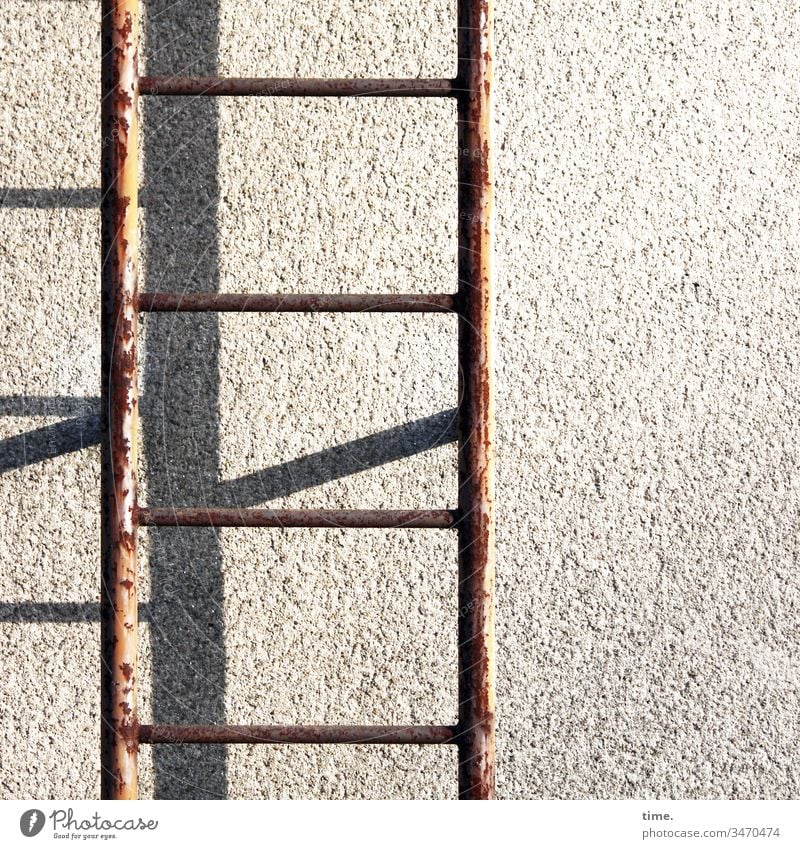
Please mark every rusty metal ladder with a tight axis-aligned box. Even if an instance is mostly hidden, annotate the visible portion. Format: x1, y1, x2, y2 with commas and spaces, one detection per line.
100, 0, 494, 800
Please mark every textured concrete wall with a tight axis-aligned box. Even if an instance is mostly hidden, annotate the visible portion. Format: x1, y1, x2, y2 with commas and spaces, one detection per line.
1, 1, 798, 799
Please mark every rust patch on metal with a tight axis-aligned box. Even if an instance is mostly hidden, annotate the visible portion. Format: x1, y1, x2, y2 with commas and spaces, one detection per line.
137, 507, 458, 529
100, 0, 140, 801
140, 724, 458, 745
137, 292, 457, 313
139, 76, 455, 98
455, 0, 496, 800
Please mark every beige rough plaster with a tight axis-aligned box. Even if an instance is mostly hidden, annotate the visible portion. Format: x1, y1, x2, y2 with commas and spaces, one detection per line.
1, 0, 799, 799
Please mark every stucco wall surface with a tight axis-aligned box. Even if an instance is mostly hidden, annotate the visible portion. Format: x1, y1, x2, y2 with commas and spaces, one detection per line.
1, 1, 798, 798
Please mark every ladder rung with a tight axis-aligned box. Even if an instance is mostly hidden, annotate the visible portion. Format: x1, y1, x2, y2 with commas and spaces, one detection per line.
139, 724, 457, 745
140, 77, 456, 98
137, 508, 458, 529
138, 293, 457, 313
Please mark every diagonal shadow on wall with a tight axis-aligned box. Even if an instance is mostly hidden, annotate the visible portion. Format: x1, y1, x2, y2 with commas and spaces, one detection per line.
0, 396, 456, 797
0, 398, 455, 499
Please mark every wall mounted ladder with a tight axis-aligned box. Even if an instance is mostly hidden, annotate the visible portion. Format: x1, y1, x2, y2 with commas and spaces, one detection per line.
100, 0, 495, 800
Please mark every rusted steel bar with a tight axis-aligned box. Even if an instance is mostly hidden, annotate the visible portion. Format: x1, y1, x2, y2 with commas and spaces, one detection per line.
455, 0, 496, 801
100, 0, 140, 801
137, 507, 458, 529
140, 76, 455, 97
138, 293, 457, 313
140, 724, 457, 745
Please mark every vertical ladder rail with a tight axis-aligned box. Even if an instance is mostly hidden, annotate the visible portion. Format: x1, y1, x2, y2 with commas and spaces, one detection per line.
456, 0, 496, 800
100, 0, 140, 800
